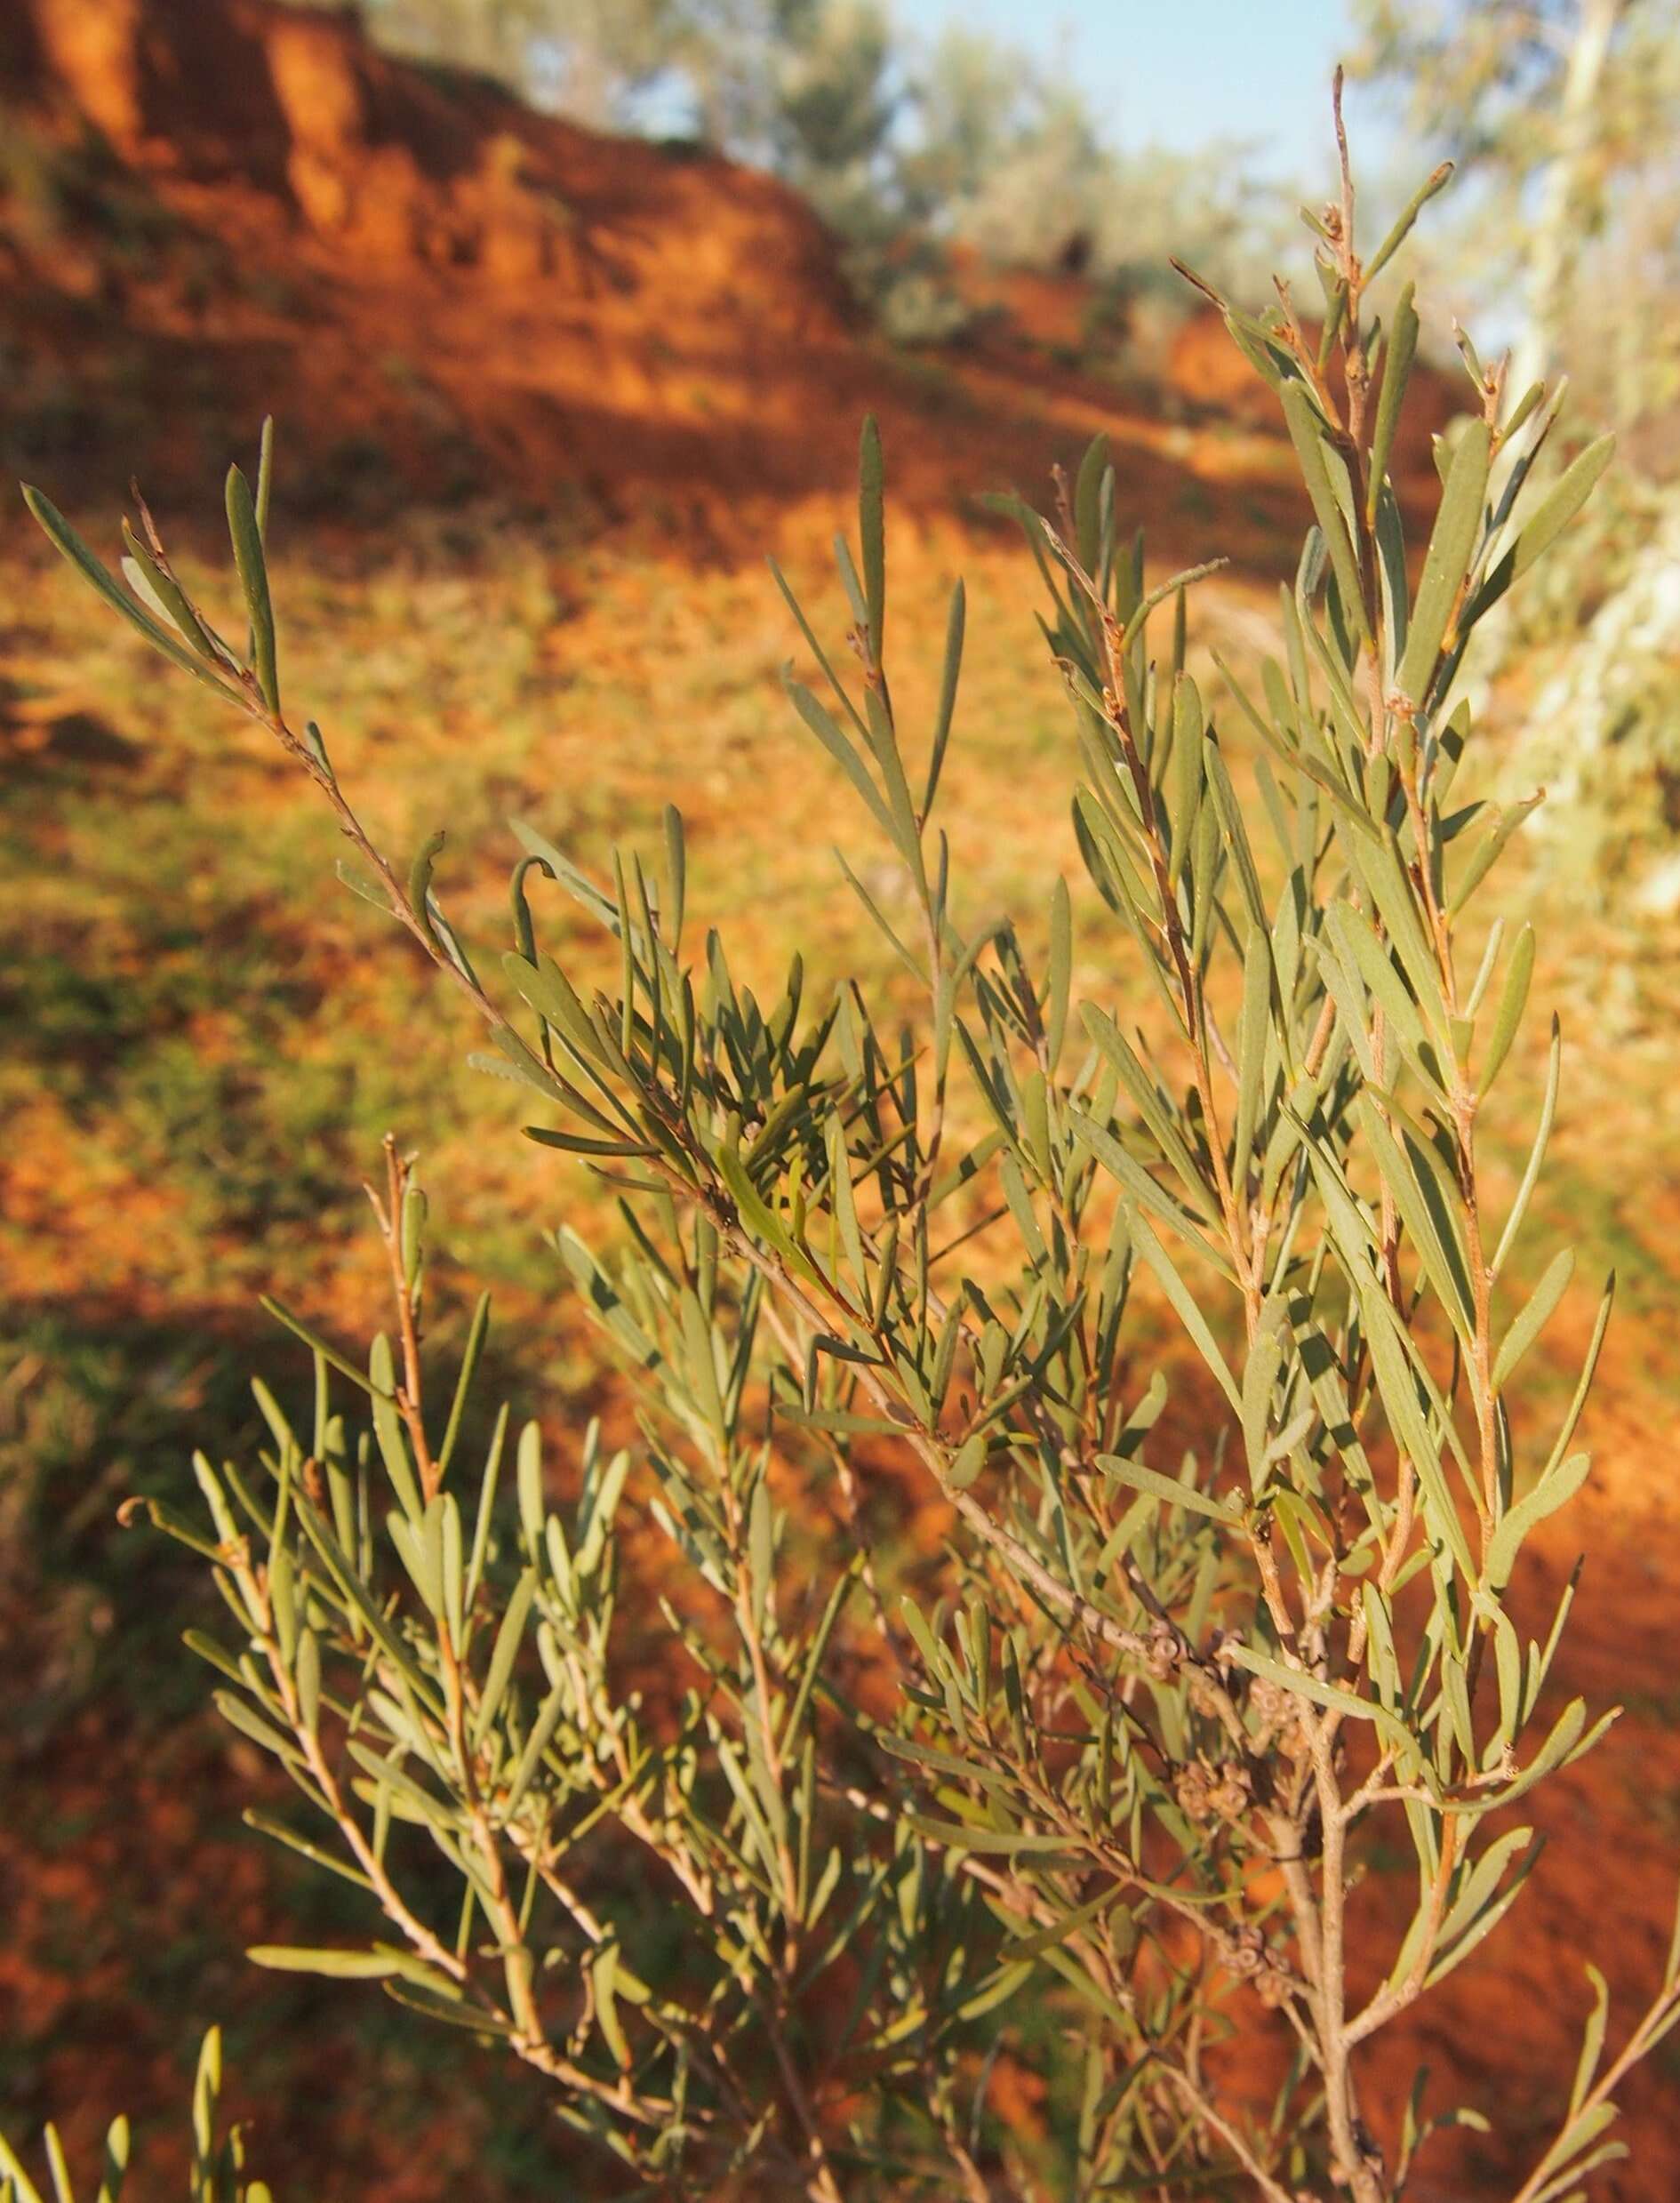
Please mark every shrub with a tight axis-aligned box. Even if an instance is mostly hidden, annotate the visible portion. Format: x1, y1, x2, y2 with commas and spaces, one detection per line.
9, 84, 1679, 2203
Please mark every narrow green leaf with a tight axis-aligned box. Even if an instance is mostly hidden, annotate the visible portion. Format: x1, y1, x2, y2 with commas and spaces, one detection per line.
409, 829, 446, 947
1468, 435, 1616, 625
1365, 163, 1453, 284
997, 1883, 1131, 1964
95, 2114, 130, 2203
1205, 740, 1268, 926
370, 1332, 423, 1521
1493, 1246, 1573, 1394
22, 485, 236, 694
1482, 923, 1534, 1093
1240, 1322, 1284, 1494
41, 2128, 70, 2203
1282, 381, 1368, 644
1509, 434, 1615, 583
1168, 675, 1204, 886
248, 1943, 405, 1980
524, 1126, 658, 1159
1570, 1967, 1612, 2119
1397, 421, 1489, 706
924, 578, 965, 815
505, 1675, 569, 1812
259, 1295, 383, 1397
474, 1569, 536, 1746
1231, 924, 1272, 1191
1069, 1108, 1232, 1283
1486, 1452, 1591, 1590
0, 2120, 47, 2203
244, 1808, 374, 1892
1420, 1827, 1537, 1987
1492, 1018, 1560, 1276
859, 414, 885, 665
1367, 282, 1419, 521
1119, 557, 1229, 653
119, 522, 223, 661
1080, 1010, 1213, 1211
1358, 1098, 1476, 1340
246, 410, 276, 536
786, 677, 892, 838
1046, 875, 1072, 1072
436, 1291, 491, 1480
1125, 1213, 1242, 1410
1097, 1454, 1239, 1524
226, 463, 279, 713
1360, 1286, 1476, 1579
780, 1404, 900, 1437
905, 1815, 1081, 1857
1449, 792, 1543, 916
1074, 432, 1108, 577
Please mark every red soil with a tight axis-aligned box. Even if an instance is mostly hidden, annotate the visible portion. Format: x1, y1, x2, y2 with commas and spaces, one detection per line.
2, 0, 1456, 570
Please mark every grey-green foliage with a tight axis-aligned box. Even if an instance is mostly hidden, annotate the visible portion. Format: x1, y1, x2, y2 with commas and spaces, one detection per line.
1350, 0, 1680, 428
345, 0, 1279, 334
348, 0, 895, 149
13, 102, 1680, 2203
898, 31, 1286, 305
343, 0, 705, 125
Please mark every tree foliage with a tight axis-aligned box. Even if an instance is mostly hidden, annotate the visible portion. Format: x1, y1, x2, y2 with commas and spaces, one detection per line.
9, 94, 1680, 2203
1353, 0, 1680, 908
1350, 0, 1680, 435
343, 0, 1276, 314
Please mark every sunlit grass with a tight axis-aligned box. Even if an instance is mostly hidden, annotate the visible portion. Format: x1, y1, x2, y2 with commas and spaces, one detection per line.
5, 497, 1672, 1349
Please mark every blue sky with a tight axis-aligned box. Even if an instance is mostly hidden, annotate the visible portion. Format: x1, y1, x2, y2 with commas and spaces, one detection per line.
892, 0, 1376, 188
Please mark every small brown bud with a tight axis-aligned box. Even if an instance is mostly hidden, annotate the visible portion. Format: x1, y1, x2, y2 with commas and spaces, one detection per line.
1225, 1923, 1266, 1977
1145, 1619, 1180, 1682
1207, 1762, 1253, 1822
1249, 1675, 1309, 1760
1248, 1675, 1289, 1726
1175, 1762, 1214, 1822
1256, 1961, 1293, 2009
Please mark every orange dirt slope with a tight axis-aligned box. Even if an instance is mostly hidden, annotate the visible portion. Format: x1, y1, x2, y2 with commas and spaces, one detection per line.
2, 0, 1454, 566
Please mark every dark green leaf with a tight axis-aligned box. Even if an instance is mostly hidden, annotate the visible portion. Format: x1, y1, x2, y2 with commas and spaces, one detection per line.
22, 486, 237, 695
1367, 282, 1419, 521
1282, 382, 1368, 645
1397, 421, 1489, 706
859, 414, 885, 666
226, 463, 279, 713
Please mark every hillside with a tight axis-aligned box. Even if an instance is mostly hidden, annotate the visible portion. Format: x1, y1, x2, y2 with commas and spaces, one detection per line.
2, 0, 1454, 558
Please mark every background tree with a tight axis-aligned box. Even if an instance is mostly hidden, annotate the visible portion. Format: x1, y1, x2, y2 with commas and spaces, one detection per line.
335, 0, 1280, 315
1353, 0, 1680, 911
1350, 0, 1680, 429
348, 0, 696, 124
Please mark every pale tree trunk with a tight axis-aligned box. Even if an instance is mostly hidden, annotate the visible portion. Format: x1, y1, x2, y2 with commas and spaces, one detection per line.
1507, 0, 1623, 403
